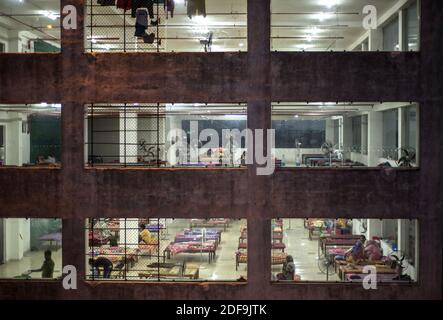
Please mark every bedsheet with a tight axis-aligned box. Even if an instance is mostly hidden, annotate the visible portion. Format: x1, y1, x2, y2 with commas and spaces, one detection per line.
166, 241, 216, 255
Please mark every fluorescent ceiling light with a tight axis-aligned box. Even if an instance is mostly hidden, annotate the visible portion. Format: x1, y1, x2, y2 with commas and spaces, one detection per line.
41, 10, 58, 21
314, 12, 333, 21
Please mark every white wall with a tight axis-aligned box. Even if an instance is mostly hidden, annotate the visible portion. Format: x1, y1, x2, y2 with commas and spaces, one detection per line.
0, 111, 23, 166
4, 218, 31, 262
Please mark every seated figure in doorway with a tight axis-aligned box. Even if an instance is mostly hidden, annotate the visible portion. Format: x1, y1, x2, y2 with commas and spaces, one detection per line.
29, 250, 55, 279
276, 255, 295, 281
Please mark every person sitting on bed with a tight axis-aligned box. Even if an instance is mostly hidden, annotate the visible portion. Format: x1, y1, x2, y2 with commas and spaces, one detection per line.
139, 224, 156, 244
364, 240, 383, 261
345, 235, 366, 262
276, 255, 295, 280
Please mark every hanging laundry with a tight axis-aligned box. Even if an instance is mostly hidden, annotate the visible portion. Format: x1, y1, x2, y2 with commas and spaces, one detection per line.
134, 8, 156, 43
166, 0, 175, 18
97, 0, 116, 6
134, 8, 148, 37
132, 0, 154, 19
186, 0, 206, 19
117, 0, 132, 11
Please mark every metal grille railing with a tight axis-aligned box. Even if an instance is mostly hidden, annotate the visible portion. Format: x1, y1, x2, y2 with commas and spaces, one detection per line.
85, 103, 248, 168
86, 104, 165, 167
0, 0, 61, 53
85, 0, 248, 52
86, 218, 245, 281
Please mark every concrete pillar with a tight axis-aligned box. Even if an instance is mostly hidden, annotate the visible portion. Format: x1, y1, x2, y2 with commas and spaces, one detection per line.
5, 113, 23, 166
84, 115, 89, 164
119, 110, 138, 165
399, 10, 406, 51
361, 115, 368, 155
7, 30, 21, 53
368, 28, 383, 51
368, 110, 383, 166
325, 119, 335, 144
397, 219, 406, 252
399, 106, 406, 160
4, 218, 27, 261
342, 116, 352, 159
119, 218, 138, 249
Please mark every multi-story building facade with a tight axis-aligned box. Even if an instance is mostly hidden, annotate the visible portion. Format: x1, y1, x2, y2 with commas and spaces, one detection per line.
0, 0, 441, 299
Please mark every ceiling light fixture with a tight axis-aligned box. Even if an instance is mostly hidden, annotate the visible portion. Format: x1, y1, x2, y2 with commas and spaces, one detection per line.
315, 12, 333, 21
321, 0, 337, 9
41, 11, 58, 21
309, 26, 320, 34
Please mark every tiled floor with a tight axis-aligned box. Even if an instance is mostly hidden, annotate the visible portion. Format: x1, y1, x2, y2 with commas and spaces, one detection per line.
116, 219, 247, 281
0, 218, 339, 282
271, 219, 340, 282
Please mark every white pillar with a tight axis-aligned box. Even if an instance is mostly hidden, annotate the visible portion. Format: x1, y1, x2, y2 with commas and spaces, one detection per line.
5, 218, 26, 261
119, 218, 138, 248
397, 219, 407, 252
7, 30, 21, 53
5, 113, 23, 166
369, 29, 383, 51
368, 110, 383, 166
398, 10, 406, 51
342, 116, 353, 160
398, 107, 403, 159
119, 110, 138, 164
325, 119, 335, 144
